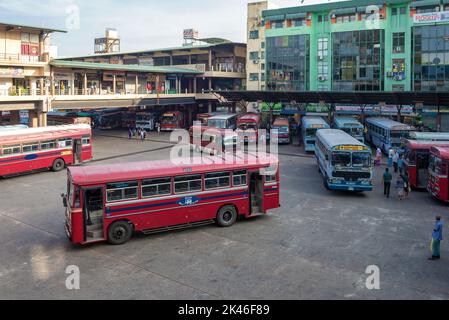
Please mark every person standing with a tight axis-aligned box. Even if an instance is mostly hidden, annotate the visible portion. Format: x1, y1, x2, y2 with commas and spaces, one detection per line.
383, 168, 393, 199
398, 154, 404, 176
375, 148, 382, 167
140, 129, 146, 142
401, 171, 410, 199
393, 150, 400, 173
128, 127, 132, 140
388, 148, 395, 168
429, 216, 443, 261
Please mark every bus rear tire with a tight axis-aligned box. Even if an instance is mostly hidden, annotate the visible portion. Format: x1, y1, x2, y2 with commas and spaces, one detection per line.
108, 221, 132, 245
216, 205, 237, 228
52, 159, 66, 172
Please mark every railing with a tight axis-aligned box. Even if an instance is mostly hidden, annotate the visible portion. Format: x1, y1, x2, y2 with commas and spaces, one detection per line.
0, 53, 41, 63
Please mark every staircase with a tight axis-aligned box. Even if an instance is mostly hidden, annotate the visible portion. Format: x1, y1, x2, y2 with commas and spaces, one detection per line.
87, 223, 104, 240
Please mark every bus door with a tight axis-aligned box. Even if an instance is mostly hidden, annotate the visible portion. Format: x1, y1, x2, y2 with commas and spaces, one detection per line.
73, 139, 82, 164
249, 172, 264, 215
417, 151, 430, 188
82, 187, 105, 243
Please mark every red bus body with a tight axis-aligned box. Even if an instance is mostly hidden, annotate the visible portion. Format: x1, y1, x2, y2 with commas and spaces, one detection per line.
403, 140, 449, 189
64, 154, 280, 245
428, 146, 449, 202
161, 111, 185, 131
236, 113, 262, 144
0, 124, 93, 177
196, 113, 213, 126
272, 118, 291, 145
47, 114, 92, 127
189, 125, 239, 153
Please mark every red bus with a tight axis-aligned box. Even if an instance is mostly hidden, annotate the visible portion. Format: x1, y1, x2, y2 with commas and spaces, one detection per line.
403, 140, 449, 189
428, 146, 449, 202
161, 111, 185, 131
0, 124, 93, 177
272, 118, 291, 145
63, 154, 280, 245
236, 113, 262, 144
47, 112, 92, 127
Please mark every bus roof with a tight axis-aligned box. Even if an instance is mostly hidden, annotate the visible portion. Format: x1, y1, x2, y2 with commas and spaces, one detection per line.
431, 146, 449, 159
238, 113, 261, 123
0, 124, 91, 144
365, 118, 414, 131
409, 132, 449, 141
405, 139, 449, 150
334, 117, 363, 128
0, 125, 29, 131
273, 118, 289, 126
317, 129, 367, 150
69, 153, 279, 186
209, 114, 237, 121
302, 117, 329, 128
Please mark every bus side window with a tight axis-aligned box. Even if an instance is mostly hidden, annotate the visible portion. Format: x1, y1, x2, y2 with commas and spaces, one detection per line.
174, 175, 203, 194
75, 187, 81, 208
205, 172, 231, 190
106, 181, 139, 202
82, 136, 91, 146
265, 173, 277, 184
22, 142, 39, 153
233, 170, 248, 186
41, 140, 57, 150
1, 145, 21, 156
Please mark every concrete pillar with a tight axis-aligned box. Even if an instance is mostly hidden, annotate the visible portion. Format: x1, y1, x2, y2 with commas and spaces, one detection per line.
99, 83, 102, 95
113, 75, 117, 94
38, 111, 47, 127
71, 74, 75, 95
83, 73, 87, 95
193, 77, 197, 93
28, 110, 39, 128
50, 72, 56, 96
208, 78, 212, 91
208, 51, 213, 71
39, 78, 44, 96
135, 75, 139, 94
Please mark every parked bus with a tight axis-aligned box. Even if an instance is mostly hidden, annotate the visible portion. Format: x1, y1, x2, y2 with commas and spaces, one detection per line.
136, 111, 158, 131
0, 125, 29, 131
63, 153, 280, 245
403, 140, 449, 189
428, 146, 449, 202
316, 129, 373, 192
271, 118, 291, 145
98, 108, 126, 130
236, 113, 262, 144
365, 118, 415, 154
47, 112, 92, 127
301, 117, 330, 152
0, 124, 93, 177
408, 132, 449, 142
333, 117, 365, 143
207, 114, 238, 130
160, 111, 185, 131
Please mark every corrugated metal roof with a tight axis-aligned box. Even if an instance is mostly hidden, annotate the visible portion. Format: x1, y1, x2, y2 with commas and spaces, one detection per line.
50, 60, 203, 74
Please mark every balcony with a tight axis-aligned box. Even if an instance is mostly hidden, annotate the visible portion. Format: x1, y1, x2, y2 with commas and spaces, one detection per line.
0, 53, 43, 64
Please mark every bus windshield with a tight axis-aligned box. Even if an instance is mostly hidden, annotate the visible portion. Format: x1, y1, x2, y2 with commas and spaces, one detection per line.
305, 128, 318, 138
274, 126, 289, 134
390, 131, 408, 139
208, 119, 227, 129
332, 152, 352, 167
162, 116, 177, 124
238, 123, 257, 130
352, 152, 371, 167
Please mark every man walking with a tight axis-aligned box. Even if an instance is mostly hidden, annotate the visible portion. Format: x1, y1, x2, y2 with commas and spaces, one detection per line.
393, 150, 399, 173
429, 216, 443, 261
383, 168, 393, 198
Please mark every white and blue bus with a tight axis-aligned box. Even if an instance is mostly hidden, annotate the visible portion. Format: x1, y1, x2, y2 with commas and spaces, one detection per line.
365, 118, 414, 154
333, 117, 365, 143
302, 116, 330, 152
316, 129, 373, 192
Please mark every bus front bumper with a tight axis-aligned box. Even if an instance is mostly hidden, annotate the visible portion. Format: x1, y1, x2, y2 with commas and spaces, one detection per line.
328, 183, 373, 192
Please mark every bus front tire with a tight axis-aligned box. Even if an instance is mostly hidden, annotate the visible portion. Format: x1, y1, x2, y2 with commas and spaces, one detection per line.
52, 159, 66, 172
216, 205, 238, 228
108, 221, 132, 245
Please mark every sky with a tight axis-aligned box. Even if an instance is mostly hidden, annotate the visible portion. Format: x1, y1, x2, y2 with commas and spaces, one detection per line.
0, 0, 342, 57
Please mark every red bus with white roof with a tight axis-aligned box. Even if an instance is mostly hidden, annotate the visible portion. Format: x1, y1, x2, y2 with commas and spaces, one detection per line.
236, 113, 262, 144
160, 111, 185, 131
403, 140, 449, 189
63, 154, 280, 245
428, 146, 449, 202
0, 124, 92, 177
272, 118, 291, 145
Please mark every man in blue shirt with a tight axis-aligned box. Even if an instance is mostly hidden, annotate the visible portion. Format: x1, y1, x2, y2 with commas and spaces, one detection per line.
429, 216, 443, 261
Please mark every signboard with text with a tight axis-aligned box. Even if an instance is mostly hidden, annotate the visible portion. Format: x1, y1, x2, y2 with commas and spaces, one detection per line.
414, 11, 449, 24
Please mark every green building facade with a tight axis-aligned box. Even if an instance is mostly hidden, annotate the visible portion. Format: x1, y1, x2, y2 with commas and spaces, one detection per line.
262, 0, 449, 93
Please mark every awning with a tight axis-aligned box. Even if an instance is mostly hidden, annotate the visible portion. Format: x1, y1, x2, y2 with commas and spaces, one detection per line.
286, 13, 307, 20
331, 7, 357, 16
265, 15, 285, 21
411, 0, 441, 8
357, 5, 380, 13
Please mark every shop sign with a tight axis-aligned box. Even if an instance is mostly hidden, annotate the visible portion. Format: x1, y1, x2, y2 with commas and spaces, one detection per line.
0, 67, 24, 78
414, 11, 449, 24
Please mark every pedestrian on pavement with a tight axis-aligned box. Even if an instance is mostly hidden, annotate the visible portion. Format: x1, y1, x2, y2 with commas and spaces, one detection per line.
396, 176, 405, 200
375, 148, 382, 166
388, 148, 395, 168
429, 216, 443, 261
140, 129, 146, 142
398, 154, 404, 176
401, 171, 410, 199
128, 127, 132, 140
383, 168, 393, 199
156, 122, 161, 133
393, 150, 400, 173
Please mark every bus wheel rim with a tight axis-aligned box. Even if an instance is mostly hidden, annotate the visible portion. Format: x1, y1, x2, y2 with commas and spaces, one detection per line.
223, 211, 233, 222
114, 227, 126, 240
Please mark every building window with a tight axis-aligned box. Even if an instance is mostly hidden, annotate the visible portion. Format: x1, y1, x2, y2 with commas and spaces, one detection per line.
400, 7, 406, 15
392, 8, 398, 16
318, 38, 329, 59
336, 14, 357, 23
249, 73, 259, 81
249, 30, 259, 39
261, 42, 265, 49
266, 35, 310, 91
332, 30, 385, 91
417, 6, 440, 14
249, 52, 259, 60
393, 32, 405, 53
274, 20, 284, 28
318, 61, 328, 81
261, 73, 265, 81
292, 19, 306, 27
